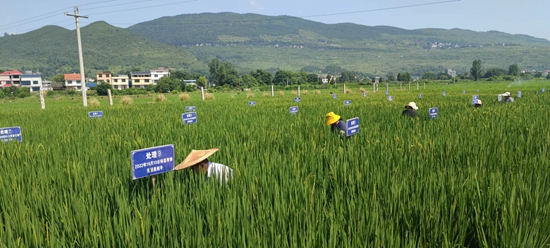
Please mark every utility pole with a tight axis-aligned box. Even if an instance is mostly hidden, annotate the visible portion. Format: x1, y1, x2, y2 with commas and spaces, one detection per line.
65, 7, 89, 107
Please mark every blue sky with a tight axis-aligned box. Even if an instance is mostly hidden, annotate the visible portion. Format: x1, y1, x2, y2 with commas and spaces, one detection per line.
2, 0, 550, 41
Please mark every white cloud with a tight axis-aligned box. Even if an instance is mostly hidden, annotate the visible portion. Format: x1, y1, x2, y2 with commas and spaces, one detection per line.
249, 0, 264, 11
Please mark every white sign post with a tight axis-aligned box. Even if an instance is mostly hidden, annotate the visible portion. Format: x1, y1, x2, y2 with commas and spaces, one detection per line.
107, 89, 113, 106
39, 90, 45, 109
271, 84, 274, 97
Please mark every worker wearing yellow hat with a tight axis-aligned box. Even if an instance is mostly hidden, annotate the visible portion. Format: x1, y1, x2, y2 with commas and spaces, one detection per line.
175, 148, 232, 183
326, 112, 346, 135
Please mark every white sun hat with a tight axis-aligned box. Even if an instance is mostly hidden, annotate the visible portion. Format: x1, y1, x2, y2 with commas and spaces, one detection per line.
502, 92, 511, 97
407, 102, 419, 110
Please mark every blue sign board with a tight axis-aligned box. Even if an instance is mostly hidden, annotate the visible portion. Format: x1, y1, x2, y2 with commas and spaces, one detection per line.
131, 144, 175, 180
181, 112, 197, 124
429, 107, 438, 119
543, 88, 546, 93
289, 106, 298, 114
248, 101, 256, 106
498, 94, 502, 102
472, 95, 479, 105
385, 91, 389, 95
442, 92, 447, 96
346, 117, 360, 137
363, 92, 366, 97
388, 96, 393, 101
185, 106, 196, 111
88, 111, 103, 118
344, 100, 351, 105
418, 94, 422, 99
517, 91, 522, 98
463, 90, 466, 94
294, 97, 301, 102
0, 126, 22, 142
332, 94, 337, 99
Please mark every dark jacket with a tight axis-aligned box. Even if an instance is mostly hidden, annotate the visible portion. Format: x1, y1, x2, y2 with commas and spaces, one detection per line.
331, 119, 346, 133
402, 109, 417, 117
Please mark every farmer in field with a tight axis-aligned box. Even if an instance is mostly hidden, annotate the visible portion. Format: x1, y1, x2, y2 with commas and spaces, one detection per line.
175, 148, 233, 183
326, 112, 346, 135
474, 99, 482, 108
502, 92, 514, 103
402, 102, 418, 117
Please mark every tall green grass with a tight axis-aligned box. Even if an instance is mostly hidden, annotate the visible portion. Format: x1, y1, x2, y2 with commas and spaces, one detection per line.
0, 81, 549, 247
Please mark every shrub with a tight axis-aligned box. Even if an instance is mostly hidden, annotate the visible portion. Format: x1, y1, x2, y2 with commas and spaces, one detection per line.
120, 96, 133, 105
154, 94, 165, 103
89, 98, 100, 106
247, 93, 255, 98
179, 93, 190, 101
205, 93, 215, 100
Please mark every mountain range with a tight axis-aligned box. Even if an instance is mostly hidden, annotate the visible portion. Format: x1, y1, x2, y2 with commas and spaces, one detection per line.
1, 12, 549, 78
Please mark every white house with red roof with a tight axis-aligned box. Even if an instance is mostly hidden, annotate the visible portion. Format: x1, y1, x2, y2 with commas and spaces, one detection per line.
0, 70, 22, 89
64, 73, 82, 90
20, 72, 43, 92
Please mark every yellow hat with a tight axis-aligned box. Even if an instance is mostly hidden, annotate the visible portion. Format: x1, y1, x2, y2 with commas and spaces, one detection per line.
175, 148, 218, 170
325, 112, 341, 125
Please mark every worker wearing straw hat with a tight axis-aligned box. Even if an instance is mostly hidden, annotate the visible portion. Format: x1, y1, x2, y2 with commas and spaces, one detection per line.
501, 92, 514, 103
175, 148, 233, 183
402, 102, 418, 117
474, 99, 483, 108
326, 112, 346, 135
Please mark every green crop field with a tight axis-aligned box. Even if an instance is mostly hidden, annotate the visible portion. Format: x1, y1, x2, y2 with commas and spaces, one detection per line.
1, 80, 549, 247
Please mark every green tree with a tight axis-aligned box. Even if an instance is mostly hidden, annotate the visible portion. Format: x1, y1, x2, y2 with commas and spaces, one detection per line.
51, 74, 65, 83
95, 82, 113, 96
323, 65, 342, 75
437, 72, 450, 80
250, 69, 272, 85
421, 72, 437, 80
170, 70, 189, 80
470, 59, 483, 81
272, 70, 294, 85
196, 76, 207, 88
508, 64, 520, 76
208, 59, 238, 87
547, 73, 550, 80
339, 70, 356, 83
484, 68, 507, 78
307, 73, 319, 83
155, 77, 176, 93
241, 74, 259, 88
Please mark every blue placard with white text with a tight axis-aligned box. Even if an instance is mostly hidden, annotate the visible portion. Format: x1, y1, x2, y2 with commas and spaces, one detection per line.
181, 112, 197, 124
543, 88, 546, 93
388, 96, 393, 101
429, 107, 438, 119
0, 126, 22, 143
248, 101, 256, 106
463, 90, 466, 94
363, 92, 366, 97
88, 111, 103, 118
498, 94, 502, 102
294, 97, 301, 102
344, 100, 351, 105
418, 94, 422, 99
346, 117, 359, 137
517, 91, 522, 98
385, 91, 389, 95
131, 144, 175, 180
185, 106, 196, 112
332, 94, 337, 99
289, 106, 298, 114
472, 95, 479, 105
442, 92, 447, 96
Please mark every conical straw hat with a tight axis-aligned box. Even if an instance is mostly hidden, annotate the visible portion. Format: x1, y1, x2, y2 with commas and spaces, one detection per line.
175, 148, 218, 170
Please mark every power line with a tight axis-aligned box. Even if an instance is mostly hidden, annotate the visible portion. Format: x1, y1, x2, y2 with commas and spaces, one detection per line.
86, 0, 199, 16
80, 0, 152, 11
0, 0, 114, 29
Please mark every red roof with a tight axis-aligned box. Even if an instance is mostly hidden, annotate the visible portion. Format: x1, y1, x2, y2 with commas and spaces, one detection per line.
64, 74, 81, 80
0, 70, 22, 75
3, 84, 12, 87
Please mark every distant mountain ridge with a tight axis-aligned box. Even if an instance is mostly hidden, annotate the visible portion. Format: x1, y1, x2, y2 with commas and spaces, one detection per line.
0, 12, 549, 78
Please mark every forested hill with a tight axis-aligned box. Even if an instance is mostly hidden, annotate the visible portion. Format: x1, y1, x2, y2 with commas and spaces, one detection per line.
0, 21, 204, 78
128, 12, 550, 49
